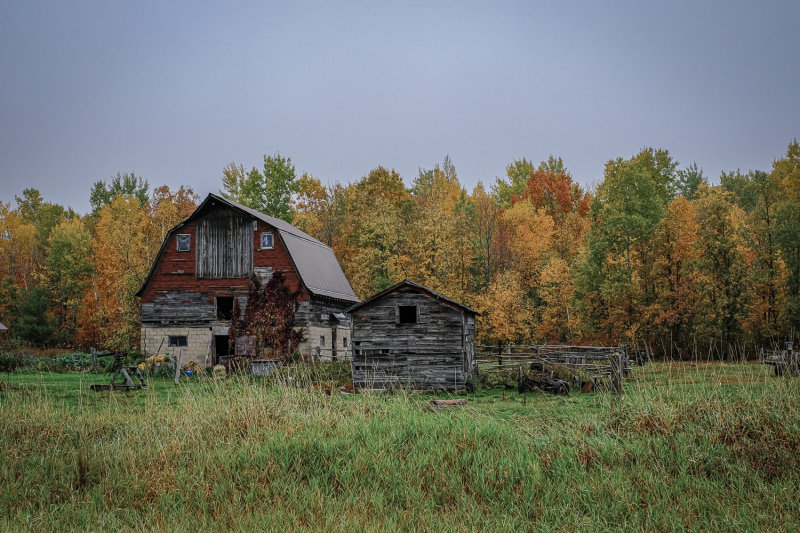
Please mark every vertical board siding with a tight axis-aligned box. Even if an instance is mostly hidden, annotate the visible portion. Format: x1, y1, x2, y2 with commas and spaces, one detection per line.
196, 209, 253, 279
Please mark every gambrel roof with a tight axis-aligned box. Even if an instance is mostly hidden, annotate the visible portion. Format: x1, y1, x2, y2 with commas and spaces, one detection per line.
136, 193, 359, 303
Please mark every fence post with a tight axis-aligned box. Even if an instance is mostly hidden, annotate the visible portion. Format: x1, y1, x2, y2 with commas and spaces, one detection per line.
498, 341, 502, 367
612, 351, 623, 393
91, 347, 98, 374
174, 350, 182, 385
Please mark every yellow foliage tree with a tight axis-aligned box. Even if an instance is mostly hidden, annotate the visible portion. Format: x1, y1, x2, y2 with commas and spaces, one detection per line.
502, 199, 554, 287
92, 195, 150, 350
537, 257, 578, 343
475, 270, 535, 344
0, 202, 37, 289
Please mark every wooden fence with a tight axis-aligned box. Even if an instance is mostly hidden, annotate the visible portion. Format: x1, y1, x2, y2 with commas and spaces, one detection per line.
476, 344, 630, 392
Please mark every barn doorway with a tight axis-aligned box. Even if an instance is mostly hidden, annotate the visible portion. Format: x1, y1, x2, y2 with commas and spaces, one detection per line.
214, 335, 230, 358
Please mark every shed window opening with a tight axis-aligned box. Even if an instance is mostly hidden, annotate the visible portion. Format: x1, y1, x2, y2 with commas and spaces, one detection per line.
216, 296, 234, 321
260, 232, 274, 250
168, 335, 188, 347
176, 234, 191, 252
320, 335, 326, 346
342, 337, 348, 348
398, 305, 418, 324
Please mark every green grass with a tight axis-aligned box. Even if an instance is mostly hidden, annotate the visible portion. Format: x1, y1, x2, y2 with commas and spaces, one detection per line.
1, 362, 799, 531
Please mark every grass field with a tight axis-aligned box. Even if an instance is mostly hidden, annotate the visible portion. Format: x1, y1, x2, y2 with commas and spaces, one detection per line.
1, 361, 799, 531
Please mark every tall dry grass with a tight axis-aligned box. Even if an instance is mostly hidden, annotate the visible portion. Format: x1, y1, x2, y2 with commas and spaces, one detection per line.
1, 361, 799, 531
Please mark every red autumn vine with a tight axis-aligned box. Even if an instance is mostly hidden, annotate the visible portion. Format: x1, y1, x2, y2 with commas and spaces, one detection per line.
229, 271, 305, 360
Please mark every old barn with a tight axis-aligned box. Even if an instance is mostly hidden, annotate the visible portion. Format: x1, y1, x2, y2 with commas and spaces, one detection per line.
136, 193, 359, 365
347, 280, 477, 391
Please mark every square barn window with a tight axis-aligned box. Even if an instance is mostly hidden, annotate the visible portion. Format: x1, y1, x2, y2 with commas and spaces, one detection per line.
260, 232, 274, 250
168, 335, 187, 347
398, 305, 417, 324
176, 234, 191, 252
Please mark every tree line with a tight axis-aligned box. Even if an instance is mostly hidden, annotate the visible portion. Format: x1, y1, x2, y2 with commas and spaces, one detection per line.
1, 141, 798, 358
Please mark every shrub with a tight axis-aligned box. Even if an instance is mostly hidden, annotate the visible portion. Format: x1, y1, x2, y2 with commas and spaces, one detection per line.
0, 353, 24, 373
54, 352, 93, 370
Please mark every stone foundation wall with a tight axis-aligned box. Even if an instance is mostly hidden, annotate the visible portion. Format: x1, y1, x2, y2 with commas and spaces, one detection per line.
142, 324, 351, 366
299, 325, 352, 360
141, 326, 212, 366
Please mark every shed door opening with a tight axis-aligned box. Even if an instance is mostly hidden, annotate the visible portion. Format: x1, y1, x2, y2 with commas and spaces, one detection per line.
216, 296, 234, 320
215, 335, 230, 357
398, 305, 417, 324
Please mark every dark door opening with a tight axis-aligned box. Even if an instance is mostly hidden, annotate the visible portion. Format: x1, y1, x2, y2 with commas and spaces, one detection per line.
215, 335, 230, 358
216, 296, 234, 320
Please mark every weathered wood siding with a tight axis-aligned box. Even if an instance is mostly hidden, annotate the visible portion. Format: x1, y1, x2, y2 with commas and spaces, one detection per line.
196, 209, 253, 279
140, 217, 309, 326
350, 288, 475, 390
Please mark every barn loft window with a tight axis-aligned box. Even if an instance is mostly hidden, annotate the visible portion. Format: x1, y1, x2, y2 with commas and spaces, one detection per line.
176, 234, 191, 252
260, 232, 274, 250
168, 335, 188, 347
398, 305, 418, 324
216, 296, 234, 320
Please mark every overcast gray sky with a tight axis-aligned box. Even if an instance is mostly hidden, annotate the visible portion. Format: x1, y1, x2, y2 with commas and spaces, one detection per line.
1, 0, 798, 214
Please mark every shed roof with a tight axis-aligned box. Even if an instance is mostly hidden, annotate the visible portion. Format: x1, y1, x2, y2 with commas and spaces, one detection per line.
0, 322, 7, 331
136, 193, 359, 303
346, 280, 478, 315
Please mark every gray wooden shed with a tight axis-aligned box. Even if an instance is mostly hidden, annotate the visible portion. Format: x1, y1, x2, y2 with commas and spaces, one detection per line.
347, 280, 478, 391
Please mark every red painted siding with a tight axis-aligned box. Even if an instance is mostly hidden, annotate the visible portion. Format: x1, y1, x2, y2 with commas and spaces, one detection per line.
141, 219, 308, 302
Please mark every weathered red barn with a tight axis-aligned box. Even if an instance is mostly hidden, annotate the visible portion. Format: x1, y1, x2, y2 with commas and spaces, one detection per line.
136, 193, 359, 365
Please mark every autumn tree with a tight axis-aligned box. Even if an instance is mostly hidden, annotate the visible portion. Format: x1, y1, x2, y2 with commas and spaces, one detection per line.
494, 158, 533, 207
292, 174, 347, 247
141, 185, 198, 267
517, 167, 590, 263
339, 167, 412, 297
475, 270, 535, 345
221, 153, 298, 223
46, 217, 94, 342
577, 148, 676, 343
403, 157, 470, 299
494, 155, 567, 207
644, 196, 702, 357
774, 139, 800, 334
735, 170, 782, 343
89, 172, 149, 215
694, 185, 750, 358
468, 182, 501, 288
90, 195, 150, 350
14, 188, 75, 285
0, 202, 35, 289
501, 199, 554, 288
537, 257, 579, 343
676, 162, 706, 201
